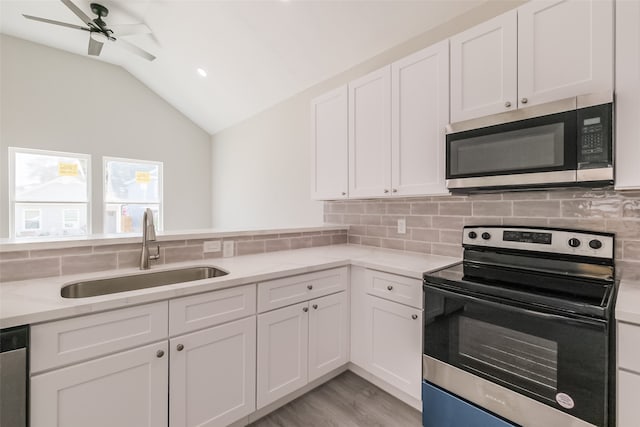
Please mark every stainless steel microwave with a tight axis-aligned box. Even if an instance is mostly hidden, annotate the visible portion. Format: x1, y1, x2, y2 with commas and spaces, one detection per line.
445, 95, 613, 192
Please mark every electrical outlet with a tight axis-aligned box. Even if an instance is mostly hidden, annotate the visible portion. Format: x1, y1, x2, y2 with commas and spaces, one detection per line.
223, 241, 234, 257
203, 240, 221, 253
397, 218, 407, 234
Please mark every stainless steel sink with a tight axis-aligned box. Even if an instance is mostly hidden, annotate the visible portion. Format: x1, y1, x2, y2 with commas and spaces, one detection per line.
60, 266, 229, 298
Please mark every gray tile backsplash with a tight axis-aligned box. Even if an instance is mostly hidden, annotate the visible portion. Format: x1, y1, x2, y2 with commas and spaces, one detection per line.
0, 229, 348, 282
325, 189, 640, 280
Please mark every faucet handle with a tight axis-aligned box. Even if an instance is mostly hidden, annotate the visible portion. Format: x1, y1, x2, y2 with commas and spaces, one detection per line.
149, 245, 160, 261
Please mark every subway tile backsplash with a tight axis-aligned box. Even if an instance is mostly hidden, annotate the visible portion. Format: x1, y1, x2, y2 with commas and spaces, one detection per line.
0, 229, 348, 282
324, 189, 640, 280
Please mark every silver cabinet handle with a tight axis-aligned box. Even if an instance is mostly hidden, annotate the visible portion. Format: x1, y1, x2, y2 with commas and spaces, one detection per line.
177, 344, 184, 352
156, 350, 165, 358
312, 304, 318, 310
303, 307, 309, 312
307, 284, 313, 290
504, 101, 511, 108
392, 189, 398, 193
521, 98, 528, 104
341, 192, 346, 196
387, 285, 393, 291
411, 314, 418, 320
384, 189, 389, 194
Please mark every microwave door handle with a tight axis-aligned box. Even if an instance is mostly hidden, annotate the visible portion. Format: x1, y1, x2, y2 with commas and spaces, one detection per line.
424, 285, 603, 327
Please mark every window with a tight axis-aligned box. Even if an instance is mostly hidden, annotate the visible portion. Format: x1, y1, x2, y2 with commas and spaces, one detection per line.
10, 148, 90, 238
104, 157, 163, 234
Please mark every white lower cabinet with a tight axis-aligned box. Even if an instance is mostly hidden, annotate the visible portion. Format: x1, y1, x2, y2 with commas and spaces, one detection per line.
170, 316, 256, 427
257, 291, 348, 409
364, 295, 422, 399
618, 369, 640, 427
31, 341, 169, 427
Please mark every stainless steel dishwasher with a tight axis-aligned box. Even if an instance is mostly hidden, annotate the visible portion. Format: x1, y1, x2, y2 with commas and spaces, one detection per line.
0, 325, 28, 427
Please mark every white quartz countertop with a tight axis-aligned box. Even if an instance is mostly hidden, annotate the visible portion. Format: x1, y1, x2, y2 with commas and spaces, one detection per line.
616, 279, 640, 324
0, 244, 459, 328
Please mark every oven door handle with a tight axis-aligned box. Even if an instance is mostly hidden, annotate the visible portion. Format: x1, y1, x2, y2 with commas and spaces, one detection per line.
424, 284, 605, 326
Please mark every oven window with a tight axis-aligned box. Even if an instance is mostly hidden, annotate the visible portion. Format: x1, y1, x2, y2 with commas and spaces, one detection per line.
459, 317, 558, 393
449, 123, 565, 176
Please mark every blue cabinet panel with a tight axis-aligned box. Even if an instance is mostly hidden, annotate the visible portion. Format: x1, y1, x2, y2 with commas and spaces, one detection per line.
422, 381, 517, 427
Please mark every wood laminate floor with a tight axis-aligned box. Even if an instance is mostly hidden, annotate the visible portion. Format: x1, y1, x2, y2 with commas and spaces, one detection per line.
249, 371, 422, 427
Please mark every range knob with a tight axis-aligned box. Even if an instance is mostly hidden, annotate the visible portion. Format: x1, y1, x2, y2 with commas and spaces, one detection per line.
589, 239, 603, 250
568, 238, 581, 248
481, 232, 491, 240
468, 231, 478, 239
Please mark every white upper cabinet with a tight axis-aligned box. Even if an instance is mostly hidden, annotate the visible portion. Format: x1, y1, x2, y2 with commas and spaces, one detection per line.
348, 66, 392, 198
310, 86, 349, 199
391, 40, 450, 196
518, 0, 613, 108
450, 10, 518, 122
451, 1, 613, 123
614, 0, 640, 190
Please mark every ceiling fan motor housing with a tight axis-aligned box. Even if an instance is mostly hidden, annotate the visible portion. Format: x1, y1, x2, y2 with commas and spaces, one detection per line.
90, 3, 109, 17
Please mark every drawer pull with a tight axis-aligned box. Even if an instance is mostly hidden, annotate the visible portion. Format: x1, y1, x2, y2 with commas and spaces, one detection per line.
411, 314, 418, 320
177, 344, 184, 352
312, 304, 318, 310
156, 350, 165, 358
387, 285, 393, 291
303, 307, 309, 313
307, 284, 313, 290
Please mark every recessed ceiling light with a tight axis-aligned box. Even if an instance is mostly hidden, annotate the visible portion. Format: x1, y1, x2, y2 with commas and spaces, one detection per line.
197, 68, 207, 77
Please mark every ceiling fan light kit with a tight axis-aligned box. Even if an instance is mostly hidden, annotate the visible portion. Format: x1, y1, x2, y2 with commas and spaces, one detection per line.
22, 0, 155, 61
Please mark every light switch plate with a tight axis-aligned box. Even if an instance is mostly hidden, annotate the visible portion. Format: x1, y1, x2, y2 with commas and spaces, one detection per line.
223, 241, 234, 257
397, 218, 406, 234
203, 241, 221, 253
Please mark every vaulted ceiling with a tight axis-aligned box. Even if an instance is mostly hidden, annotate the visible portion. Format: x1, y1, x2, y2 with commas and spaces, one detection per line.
1, 0, 484, 134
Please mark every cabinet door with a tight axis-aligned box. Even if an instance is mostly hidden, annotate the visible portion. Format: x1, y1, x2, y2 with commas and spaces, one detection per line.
170, 317, 256, 427
348, 66, 392, 198
350, 266, 368, 367
518, 0, 613, 108
310, 85, 349, 200
450, 10, 517, 122
614, 0, 640, 190
364, 295, 422, 399
31, 342, 168, 427
391, 40, 449, 196
256, 302, 309, 409
618, 370, 640, 427
308, 291, 348, 382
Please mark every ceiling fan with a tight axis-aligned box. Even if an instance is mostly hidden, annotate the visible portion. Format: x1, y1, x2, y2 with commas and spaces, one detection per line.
22, 0, 156, 61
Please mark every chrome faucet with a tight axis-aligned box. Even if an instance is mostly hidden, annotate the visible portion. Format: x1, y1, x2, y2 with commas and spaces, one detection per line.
140, 208, 160, 269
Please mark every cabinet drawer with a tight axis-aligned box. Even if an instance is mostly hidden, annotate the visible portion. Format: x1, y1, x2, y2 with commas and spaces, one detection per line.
31, 301, 168, 373
169, 284, 256, 336
257, 267, 348, 313
365, 269, 422, 309
618, 321, 640, 373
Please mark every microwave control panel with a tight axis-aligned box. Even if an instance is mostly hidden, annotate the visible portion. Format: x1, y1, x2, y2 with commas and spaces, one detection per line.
577, 103, 612, 167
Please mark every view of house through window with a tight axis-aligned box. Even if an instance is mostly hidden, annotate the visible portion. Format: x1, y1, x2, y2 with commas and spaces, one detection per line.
10, 148, 90, 238
104, 157, 163, 234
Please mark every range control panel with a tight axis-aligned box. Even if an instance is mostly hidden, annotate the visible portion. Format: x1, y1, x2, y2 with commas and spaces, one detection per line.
463, 226, 614, 259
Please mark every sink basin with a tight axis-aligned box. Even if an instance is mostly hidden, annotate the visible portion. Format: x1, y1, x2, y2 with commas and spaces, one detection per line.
60, 266, 229, 298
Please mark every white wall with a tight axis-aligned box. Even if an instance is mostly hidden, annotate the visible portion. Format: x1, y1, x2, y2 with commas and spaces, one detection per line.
0, 35, 212, 238
210, 1, 525, 229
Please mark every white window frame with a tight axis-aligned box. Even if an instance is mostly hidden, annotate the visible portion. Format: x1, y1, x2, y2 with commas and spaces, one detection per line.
9, 147, 91, 239
103, 156, 164, 234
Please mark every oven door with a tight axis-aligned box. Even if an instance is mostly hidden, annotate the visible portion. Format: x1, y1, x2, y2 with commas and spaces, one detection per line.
423, 284, 609, 427
446, 110, 577, 190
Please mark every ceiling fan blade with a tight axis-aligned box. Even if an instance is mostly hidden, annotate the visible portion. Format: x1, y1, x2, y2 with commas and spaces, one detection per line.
23, 14, 88, 31
60, 0, 94, 26
88, 35, 104, 56
109, 23, 152, 37
115, 38, 156, 61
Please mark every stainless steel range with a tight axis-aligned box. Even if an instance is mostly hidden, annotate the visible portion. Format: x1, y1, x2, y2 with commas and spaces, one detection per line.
422, 226, 617, 427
